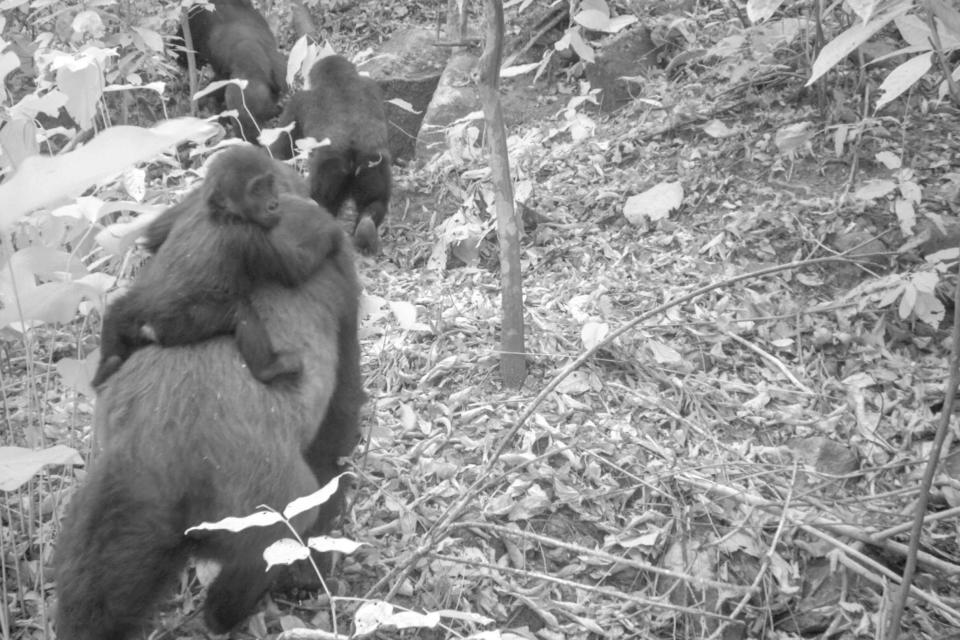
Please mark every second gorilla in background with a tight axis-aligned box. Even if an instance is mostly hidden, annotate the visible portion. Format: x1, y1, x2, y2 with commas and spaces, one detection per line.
178, 0, 287, 142
271, 55, 391, 254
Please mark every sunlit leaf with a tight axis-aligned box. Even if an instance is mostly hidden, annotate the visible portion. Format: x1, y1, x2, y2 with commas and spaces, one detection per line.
574, 9, 610, 31
623, 181, 684, 225
185, 510, 283, 534
0, 119, 217, 231
283, 473, 349, 519
648, 340, 682, 364
702, 119, 739, 138
0, 445, 83, 491
263, 538, 309, 570
912, 291, 945, 327
875, 150, 900, 169
773, 121, 813, 154
305, 535, 363, 554
131, 26, 164, 52
875, 53, 932, 110
845, 0, 880, 22
56, 353, 98, 397
895, 198, 915, 235
355, 601, 394, 635
807, 6, 910, 86
746, 0, 787, 23
929, 0, 960, 40
581, 321, 609, 350
895, 14, 933, 49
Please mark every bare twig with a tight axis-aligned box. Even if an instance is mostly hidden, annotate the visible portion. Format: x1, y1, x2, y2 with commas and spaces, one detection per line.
458, 521, 752, 593
885, 195, 960, 638
722, 330, 813, 394
430, 553, 737, 621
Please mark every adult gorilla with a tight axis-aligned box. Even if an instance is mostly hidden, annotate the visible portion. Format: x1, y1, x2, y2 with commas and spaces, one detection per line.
178, 0, 287, 142
54, 171, 363, 639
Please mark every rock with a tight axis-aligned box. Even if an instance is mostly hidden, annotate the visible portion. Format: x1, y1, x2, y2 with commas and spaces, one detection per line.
413, 50, 480, 162
584, 25, 660, 112
358, 27, 447, 163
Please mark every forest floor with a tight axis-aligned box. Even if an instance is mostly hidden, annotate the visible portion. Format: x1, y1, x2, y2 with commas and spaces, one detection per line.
7, 1, 960, 639
338, 105, 960, 637
294, 4, 960, 640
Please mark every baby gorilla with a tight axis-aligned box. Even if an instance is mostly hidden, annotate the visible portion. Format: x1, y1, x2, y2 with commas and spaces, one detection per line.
92, 147, 341, 388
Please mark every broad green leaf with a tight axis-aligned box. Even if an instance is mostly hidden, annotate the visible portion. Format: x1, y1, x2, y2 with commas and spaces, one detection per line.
875, 150, 900, 169
263, 538, 310, 570
929, 0, 960, 40
306, 535, 363, 554
912, 271, 939, 293
581, 321, 609, 350
574, 9, 610, 31
185, 510, 283, 534
0, 118, 218, 230
287, 35, 309, 87
899, 282, 917, 319
875, 52, 932, 110
648, 340, 682, 364
0, 445, 83, 491
747, 0, 787, 23
623, 181, 684, 225
895, 14, 933, 49
56, 353, 97, 397
846, 0, 880, 22
0, 280, 102, 327
283, 473, 348, 519
807, 5, 910, 86
913, 291, 945, 327
605, 15, 638, 33
131, 26, 164, 52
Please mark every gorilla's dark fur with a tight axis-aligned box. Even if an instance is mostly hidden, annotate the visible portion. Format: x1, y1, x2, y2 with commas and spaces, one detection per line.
178, 0, 287, 142
92, 148, 343, 388
54, 169, 363, 639
271, 55, 391, 253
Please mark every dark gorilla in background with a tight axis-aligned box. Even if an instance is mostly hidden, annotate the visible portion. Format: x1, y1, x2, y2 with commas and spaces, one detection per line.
54, 172, 364, 640
178, 0, 287, 142
271, 55, 391, 254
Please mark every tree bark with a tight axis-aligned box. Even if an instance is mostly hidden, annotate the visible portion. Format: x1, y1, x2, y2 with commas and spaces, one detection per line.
478, 0, 525, 387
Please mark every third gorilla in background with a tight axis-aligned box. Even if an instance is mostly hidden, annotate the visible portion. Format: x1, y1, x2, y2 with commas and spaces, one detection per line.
271, 55, 391, 254
178, 0, 287, 142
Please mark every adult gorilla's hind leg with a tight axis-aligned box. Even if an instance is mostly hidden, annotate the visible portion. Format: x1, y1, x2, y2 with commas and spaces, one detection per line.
350, 152, 391, 254
308, 146, 352, 215
201, 462, 320, 632
55, 464, 188, 640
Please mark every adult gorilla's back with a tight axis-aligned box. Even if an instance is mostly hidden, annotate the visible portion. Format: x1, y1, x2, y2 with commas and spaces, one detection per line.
55, 191, 362, 640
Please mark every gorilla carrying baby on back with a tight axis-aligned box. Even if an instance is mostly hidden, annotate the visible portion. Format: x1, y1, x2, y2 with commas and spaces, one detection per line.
54, 147, 364, 639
